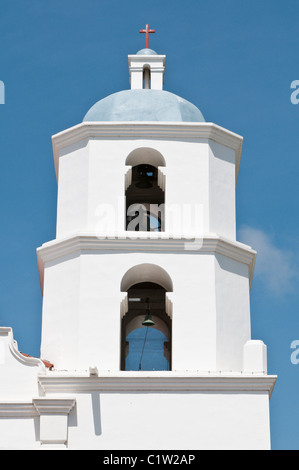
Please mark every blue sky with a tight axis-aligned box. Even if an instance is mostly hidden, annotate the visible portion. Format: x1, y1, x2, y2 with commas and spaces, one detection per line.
0, 0, 298, 450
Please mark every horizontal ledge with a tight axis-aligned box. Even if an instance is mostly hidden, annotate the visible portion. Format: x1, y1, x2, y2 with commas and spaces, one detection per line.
38, 373, 277, 397
0, 402, 39, 418
0, 399, 76, 418
37, 233, 256, 263
51, 121, 243, 182
36, 233, 256, 293
32, 398, 76, 415
52, 122, 243, 148
128, 54, 166, 59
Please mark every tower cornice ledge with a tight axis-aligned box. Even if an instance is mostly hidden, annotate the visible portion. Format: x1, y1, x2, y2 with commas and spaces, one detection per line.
51, 121, 243, 183
36, 233, 256, 293
37, 372, 277, 398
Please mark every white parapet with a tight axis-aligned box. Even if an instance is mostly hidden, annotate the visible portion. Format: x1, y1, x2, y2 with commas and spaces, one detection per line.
243, 340, 267, 374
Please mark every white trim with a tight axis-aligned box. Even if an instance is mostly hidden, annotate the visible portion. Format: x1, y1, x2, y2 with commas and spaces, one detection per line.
0, 402, 39, 418
37, 372, 277, 397
32, 398, 76, 415
36, 233, 256, 293
51, 122, 243, 183
0, 327, 46, 370
128, 54, 166, 62
0, 398, 76, 418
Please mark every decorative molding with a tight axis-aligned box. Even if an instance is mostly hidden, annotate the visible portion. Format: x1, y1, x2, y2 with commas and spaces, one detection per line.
0, 402, 39, 418
0, 398, 76, 418
36, 233, 256, 293
128, 54, 166, 61
38, 372, 277, 397
32, 398, 76, 415
51, 121, 243, 182
0, 327, 46, 370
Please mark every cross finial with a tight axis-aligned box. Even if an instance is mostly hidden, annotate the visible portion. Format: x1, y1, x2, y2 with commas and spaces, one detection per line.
139, 24, 155, 49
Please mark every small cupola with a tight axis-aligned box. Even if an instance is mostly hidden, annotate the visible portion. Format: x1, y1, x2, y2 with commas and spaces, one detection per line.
128, 24, 166, 90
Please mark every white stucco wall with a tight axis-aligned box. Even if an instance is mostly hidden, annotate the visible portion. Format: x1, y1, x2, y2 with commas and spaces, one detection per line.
40, 247, 251, 372
55, 131, 238, 241
65, 390, 271, 450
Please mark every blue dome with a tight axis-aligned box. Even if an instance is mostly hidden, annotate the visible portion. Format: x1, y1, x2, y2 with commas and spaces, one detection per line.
136, 48, 158, 55
83, 89, 205, 123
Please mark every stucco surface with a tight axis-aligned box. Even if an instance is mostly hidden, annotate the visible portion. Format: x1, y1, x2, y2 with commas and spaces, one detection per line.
83, 89, 205, 122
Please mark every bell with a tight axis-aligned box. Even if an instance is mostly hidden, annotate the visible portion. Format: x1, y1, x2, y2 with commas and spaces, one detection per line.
142, 297, 155, 327
142, 313, 155, 327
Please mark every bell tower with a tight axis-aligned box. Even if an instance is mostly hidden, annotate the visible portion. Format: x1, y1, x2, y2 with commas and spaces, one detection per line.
35, 29, 276, 449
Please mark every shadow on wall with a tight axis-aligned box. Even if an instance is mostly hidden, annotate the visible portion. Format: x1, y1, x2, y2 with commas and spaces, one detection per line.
67, 392, 102, 437
91, 392, 102, 436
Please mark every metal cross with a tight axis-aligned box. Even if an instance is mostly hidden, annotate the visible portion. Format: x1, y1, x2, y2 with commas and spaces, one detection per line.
139, 24, 156, 49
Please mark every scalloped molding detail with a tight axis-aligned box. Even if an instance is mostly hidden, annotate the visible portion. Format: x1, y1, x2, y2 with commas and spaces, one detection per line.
0, 327, 46, 369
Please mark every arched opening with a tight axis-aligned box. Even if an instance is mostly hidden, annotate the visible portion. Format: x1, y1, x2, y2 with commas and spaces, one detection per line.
125, 148, 166, 232
120, 264, 173, 371
121, 282, 172, 371
120, 263, 173, 293
143, 66, 151, 89
125, 147, 166, 168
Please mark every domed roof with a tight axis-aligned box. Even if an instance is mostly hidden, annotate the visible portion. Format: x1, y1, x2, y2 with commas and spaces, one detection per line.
136, 48, 158, 55
83, 89, 205, 123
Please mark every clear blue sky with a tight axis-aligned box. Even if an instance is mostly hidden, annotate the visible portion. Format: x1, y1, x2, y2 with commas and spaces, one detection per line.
0, 0, 298, 450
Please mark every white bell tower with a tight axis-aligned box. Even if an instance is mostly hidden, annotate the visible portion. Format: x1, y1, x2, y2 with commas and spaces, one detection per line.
34, 31, 276, 449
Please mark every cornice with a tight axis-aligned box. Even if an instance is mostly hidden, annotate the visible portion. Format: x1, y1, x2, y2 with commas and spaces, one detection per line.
51, 121, 243, 182
32, 398, 76, 415
128, 54, 166, 61
0, 372, 276, 417
36, 233, 256, 293
37, 372, 277, 397
0, 398, 76, 418
0, 402, 39, 418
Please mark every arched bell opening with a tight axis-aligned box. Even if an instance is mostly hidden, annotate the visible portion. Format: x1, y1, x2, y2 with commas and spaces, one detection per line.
120, 281, 172, 371
125, 163, 165, 232
125, 148, 166, 232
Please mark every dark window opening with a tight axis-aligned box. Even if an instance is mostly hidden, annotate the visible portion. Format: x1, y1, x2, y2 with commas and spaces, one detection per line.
126, 164, 165, 231
121, 282, 171, 371
143, 67, 151, 89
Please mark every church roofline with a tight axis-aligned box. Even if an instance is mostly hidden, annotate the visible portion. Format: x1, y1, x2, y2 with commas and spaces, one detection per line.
51, 121, 243, 184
